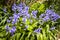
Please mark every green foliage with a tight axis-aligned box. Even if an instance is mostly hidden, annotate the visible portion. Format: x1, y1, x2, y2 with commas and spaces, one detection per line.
38, 4, 45, 13
29, 2, 46, 18
29, 3, 40, 11
30, 2, 46, 13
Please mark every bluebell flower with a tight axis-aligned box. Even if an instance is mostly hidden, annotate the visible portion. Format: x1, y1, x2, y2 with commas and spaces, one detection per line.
7, 19, 11, 23
21, 9, 30, 18
23, 10, 28, 15
17, 6, 23, 12
12, 19, 18, 24
17, 13, 20, 16
18, 13, 22, 16
43, 16, 50, 21
45, 9, 54, 15
18, 3, 23, 7
12, 13, 20, 24
51, 13, 60, 21
9, 17, 13, 20
26, 14, 30, 18
34, 28, 42, 33
32, 10, 37, 17
50, 27, 55, 30
12, 3, 17, 12
18, 2, 25, 7
22, 17, 26, 23
9, 26, 16, 35
6, 26, 10, 32
3, 8, 7, 12
39, 14, 45, 18
24, 6, 29, 11
21, 10, 24, 14
13, 14, 20, 19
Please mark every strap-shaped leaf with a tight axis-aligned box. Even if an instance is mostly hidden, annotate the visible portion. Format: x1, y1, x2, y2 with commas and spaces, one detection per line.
20, 32, 25, 40
0, 17, 7, 25
25, 32, 32, 40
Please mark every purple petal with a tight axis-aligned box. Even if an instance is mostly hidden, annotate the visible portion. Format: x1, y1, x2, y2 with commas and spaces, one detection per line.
7, 19, 11, 23
50, 27, 55, 30
34, 28, 42, 33
9, 26, 16, 35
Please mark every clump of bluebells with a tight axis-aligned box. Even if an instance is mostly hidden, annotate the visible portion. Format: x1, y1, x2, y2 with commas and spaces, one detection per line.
5, 2, 60, 39
5, 2, 42, 35
6, 26, 16, 35
39, 9, 60, 21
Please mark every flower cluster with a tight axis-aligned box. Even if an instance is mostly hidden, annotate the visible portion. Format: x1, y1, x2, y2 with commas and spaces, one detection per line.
12, 3, 30, 23
6, 3, 38, 35
6, 2, 60, 35
12, 13, 20, 24
9, 26, 16, 35
7, 3, 29, 24
32, 10, 38, 18
39, 9, 60, 21
6, 26, 16, 35
34, 28, 42, 33
6, 2, 38, 25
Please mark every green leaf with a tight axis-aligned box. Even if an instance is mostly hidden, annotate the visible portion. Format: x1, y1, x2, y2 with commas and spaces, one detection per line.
19, 17, 22, 21
25, 32, 32, 40
10, 33, 21, 40
37, 33, 43, 40
39, 33, 43, 40
38, 4, 45, 13
27, 25, 33, 31
26, 19, 30, 25
42, 29, 47, 40
0, 38, 6, 40
20, 32, 25, 40
0, 17, 7, 25
30, 3, 40, 12
25, 37, 29, 40
30, 35, 35, 40
0, 30, 6, 37
16, 33, 21, 40
46, 24, 50, 32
